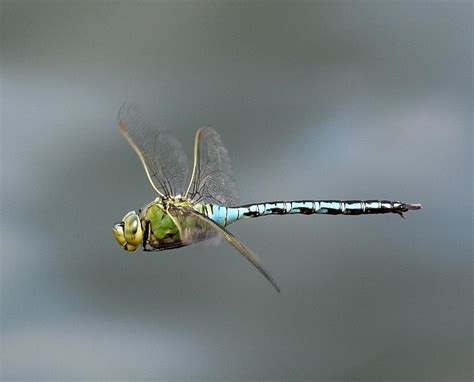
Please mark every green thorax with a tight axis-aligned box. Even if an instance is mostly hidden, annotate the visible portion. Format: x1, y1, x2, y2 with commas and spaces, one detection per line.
141, 198, 207, 248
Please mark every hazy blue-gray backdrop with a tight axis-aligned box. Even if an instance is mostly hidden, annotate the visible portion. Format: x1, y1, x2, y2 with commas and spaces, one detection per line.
1, 1, 472, 380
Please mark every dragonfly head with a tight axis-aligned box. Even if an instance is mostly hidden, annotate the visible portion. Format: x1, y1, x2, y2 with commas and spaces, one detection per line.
112, 210, 144, 251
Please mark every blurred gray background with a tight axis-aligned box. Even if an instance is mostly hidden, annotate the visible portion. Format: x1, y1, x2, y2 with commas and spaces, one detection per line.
1, 1, 472, 380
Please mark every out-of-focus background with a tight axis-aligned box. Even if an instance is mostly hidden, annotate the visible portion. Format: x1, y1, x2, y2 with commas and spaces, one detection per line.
1, 1, 471, 380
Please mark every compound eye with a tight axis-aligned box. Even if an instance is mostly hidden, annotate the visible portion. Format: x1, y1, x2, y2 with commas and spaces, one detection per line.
123, 211, 143, 246
112, 223, 127, 246
127, 215, 139, 234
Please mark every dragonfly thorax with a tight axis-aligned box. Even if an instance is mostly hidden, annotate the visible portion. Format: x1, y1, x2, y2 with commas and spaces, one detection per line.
157, 195, 193, 208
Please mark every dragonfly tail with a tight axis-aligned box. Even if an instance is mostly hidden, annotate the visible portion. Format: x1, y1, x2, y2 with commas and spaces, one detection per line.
402, 203, 422, 210
397, 202, 422, 218
210, 200, 423, 224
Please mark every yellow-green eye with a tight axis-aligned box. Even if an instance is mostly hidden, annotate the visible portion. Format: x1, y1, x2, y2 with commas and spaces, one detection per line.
123, 211, 143, 246
112, 223, 127, 246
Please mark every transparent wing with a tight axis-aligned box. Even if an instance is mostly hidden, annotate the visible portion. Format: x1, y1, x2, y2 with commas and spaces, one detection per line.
184, 127, 239, 206
168, 205, 280, 292
167, 205, 221, 246
118, 103, 189, 197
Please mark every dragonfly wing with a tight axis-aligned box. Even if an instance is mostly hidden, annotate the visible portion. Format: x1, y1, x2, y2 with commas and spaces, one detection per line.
118, 103, 189, 197
168, 206, 280, 293
167, 205, 221, 246
184, 127, 239, 206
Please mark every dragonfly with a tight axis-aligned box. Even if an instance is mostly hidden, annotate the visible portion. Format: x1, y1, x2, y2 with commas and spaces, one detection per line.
112, 104, 421, 292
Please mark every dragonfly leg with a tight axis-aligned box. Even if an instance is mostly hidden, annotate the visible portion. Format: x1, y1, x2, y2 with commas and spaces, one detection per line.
142, 221, 152, 251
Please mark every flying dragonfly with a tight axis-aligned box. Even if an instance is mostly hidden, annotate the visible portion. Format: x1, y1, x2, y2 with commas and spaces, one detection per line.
112, 104, 421, 292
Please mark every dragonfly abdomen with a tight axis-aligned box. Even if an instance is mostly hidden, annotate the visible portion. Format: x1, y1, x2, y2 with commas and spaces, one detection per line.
204, 200, 422, 226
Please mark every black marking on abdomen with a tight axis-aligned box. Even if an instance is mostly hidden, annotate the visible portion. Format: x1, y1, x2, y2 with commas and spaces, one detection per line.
269, 207, 287, 215
322, 208, 340, 215
244, 210, 261, 218
296, 207, 314, 215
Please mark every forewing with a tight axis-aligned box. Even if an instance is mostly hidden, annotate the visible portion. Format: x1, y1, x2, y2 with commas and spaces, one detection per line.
167, 205, 221, 246
118, 103, 189, 197
168, 206, 280, 292
185, 127, 239, 206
